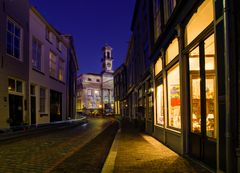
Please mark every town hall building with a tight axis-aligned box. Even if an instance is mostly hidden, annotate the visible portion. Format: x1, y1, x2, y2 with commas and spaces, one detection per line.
76, 45, 114, 115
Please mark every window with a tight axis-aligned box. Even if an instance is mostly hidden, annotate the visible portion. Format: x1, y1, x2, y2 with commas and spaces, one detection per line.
30, 85, 35, 95
88, 78, 92, 81
49, 52, 57, 77
167, 64, 181, 129
87, 89, 92, 96
188, 34, 216, 138
189, 46, 201, 134
57, 40, 62, 51
8, 78, 15, 92
58, 58, 65, 81
16, 81, 22, 93
96, 79, 100, 82
40, 87, 46, 112
186, 0, 213, 45
156, 84, 164, 125
95, 90, 100, 96
32, 38, 42, 71
166, 38, 179, 64
154, 0, 161, 41
7, 18, 22, 60
8, 78, 23, 93
163, 0, 177, 24
155, 57, 162, 76
46, 29, 53, 43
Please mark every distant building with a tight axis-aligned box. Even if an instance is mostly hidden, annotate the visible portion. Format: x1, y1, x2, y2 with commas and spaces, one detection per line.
77, 45, 114, 115
113, 64, 127, 116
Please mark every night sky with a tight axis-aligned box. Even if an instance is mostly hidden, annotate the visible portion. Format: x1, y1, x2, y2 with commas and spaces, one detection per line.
30, 0, 136, 75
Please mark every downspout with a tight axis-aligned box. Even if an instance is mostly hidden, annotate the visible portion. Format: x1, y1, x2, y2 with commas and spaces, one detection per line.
223, 0, 233, 172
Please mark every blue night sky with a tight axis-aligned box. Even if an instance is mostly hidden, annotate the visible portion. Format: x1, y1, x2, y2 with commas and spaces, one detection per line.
30, 0, 136, 75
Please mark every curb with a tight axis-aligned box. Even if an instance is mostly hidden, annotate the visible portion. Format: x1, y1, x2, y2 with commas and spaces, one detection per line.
101, 128, 121, 173
0, 117, 88, 142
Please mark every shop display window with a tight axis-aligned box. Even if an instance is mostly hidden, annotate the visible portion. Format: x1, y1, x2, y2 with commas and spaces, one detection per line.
205, 35, 216, 138
189, 46, 201, 133
156, 84, 164, 125
155, 57, 162, 76
186, 0, 213, 45
166, 38, 179, 64
167, 64, 181, 129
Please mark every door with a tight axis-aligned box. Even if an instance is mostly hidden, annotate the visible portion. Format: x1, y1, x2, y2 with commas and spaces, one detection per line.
188, 34, 217, 168
31, 96, 36, 125
9, 94, 23, 126
50, 90, 62, 122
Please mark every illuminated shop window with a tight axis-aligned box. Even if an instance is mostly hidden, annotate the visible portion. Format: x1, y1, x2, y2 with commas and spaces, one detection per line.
166, 38, 179, 64
186, 0, 213, 45
167, 64, 181, 129
189, 46, 201, 133
156, 84, 164, 125
205, 34, 216, 138
155, 57, 162, 76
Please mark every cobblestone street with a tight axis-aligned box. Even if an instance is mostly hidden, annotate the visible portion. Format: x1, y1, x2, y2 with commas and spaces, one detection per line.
0, 118, 117, 173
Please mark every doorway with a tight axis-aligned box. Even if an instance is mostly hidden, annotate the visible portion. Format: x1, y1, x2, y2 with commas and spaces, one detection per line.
50, 90, 62, 122
31, 96, 36, 125
9, 94, 23, 127
188, 34, 217, 168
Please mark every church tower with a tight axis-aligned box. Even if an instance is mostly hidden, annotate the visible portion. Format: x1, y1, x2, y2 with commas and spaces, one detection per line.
101, 44, 113, 73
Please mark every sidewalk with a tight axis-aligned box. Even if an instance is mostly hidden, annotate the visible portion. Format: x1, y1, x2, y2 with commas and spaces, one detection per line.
102, 121, 211, 173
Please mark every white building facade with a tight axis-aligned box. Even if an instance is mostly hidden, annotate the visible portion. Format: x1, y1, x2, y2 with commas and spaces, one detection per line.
77, 45, 114, 115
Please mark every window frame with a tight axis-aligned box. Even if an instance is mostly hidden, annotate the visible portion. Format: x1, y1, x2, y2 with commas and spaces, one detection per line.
32, 37, 42, 71
6, 18, 23, 61
39, 87, 46, 113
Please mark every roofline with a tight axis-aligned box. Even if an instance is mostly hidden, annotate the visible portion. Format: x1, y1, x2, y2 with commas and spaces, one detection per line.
30, 6, 68, 47
130, 0, 140, 31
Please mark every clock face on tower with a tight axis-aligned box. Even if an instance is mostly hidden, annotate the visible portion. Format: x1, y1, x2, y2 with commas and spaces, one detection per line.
106, 62, 112, 70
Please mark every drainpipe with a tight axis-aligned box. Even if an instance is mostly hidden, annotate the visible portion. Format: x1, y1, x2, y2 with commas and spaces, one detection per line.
223, 0, 233, 172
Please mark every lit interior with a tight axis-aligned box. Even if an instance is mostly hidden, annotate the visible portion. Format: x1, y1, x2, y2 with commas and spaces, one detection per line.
155, 57, 162, 76
166, 38, 179, 64
186, 0, 213, 45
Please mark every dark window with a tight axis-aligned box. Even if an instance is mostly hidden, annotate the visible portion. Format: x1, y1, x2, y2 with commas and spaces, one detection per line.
7, 19, 21, 60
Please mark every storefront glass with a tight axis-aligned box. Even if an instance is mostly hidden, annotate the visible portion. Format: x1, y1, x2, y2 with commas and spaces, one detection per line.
186, 0, 213, 45
167, 64, 181, 129
189, 46, 201, 133
155, 57, 162, 76
204, 34, 216, 138
166, 38, 178, 64
156, 84, 164, 125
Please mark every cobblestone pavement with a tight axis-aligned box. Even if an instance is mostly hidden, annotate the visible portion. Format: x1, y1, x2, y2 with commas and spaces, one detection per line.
51, 120, 118, 173
0, 118, 115, 173
103, 121, 212, 173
